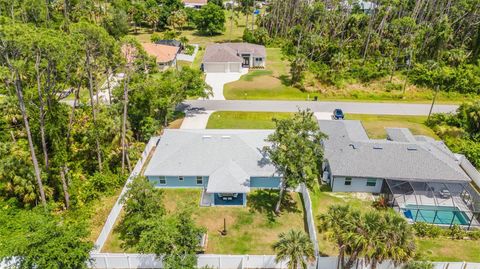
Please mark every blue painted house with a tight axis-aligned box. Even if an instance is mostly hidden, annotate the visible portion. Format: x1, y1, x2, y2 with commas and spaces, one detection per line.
143, 129, 281, 206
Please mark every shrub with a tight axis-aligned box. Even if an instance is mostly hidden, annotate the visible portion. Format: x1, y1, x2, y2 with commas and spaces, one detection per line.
385, 82, 402, 92
372, 196, 388, 210
468, 230, 480, 240
412, 222, 443, 238
150, 33, 161, 43
184, 45, 195, 55
449, 224, 466, 240
403, 261, 434, 269
243, 28, 271, 46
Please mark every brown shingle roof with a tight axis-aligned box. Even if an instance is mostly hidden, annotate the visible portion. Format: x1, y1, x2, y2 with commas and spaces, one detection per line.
142, 43, 179, 63
203, 43, 266, 63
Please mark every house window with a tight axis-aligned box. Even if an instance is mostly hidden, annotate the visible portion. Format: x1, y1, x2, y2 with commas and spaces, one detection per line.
366, 179, 377, 187
159, 176, 166, 185
178, 176, 184, 181
196, 176, 203, 185
344, 177, 352, 186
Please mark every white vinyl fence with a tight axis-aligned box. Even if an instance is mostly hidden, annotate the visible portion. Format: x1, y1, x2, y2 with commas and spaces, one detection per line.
89, 253, 480, 269
93, 136, 161, 252
300, 183, 319, 257
176, 44, 199, 62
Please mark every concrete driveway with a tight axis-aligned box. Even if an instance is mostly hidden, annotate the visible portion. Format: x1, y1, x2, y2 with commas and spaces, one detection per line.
180, 109, 215, 129
204, 69, 248, 100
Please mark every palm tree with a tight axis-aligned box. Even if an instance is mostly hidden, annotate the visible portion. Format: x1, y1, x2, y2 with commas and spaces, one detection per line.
272, 229, 315, 269
365, 211, 416, 269
318, 205, 416, 269
317, 205, 362, 269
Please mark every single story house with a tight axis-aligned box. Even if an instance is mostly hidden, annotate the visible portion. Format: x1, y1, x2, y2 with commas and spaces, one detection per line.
142, 43, 179, 70
143, 129, 281, 206
182, 0, 207, 9
202, 43, 266, 73
319, 120, 480, 228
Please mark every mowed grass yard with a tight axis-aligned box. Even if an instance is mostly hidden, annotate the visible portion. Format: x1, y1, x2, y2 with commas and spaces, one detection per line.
206, 111, 436, 140
102, 189, 307, 254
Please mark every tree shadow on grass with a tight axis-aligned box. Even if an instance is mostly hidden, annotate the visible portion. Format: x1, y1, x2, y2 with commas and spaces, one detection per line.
248, 189, 300, 223
279, 74, 292, 86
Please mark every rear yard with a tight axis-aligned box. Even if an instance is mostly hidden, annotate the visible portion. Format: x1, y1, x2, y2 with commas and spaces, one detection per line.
102, 189, 307, 254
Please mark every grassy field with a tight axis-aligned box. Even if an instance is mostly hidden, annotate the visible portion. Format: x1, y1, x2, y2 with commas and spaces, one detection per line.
102, 189, 306, 254
223, 48, 474, 103
130, 10, 248, 47
206, 111, 436, 140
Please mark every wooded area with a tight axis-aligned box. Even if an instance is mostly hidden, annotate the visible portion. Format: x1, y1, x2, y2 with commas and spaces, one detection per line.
0, 1, 209, 267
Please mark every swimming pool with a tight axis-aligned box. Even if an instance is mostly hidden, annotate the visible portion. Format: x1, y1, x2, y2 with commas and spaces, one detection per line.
402, 205, 470, 225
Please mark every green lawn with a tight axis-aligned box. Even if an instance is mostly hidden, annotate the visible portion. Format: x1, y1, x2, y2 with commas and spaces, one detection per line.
206, 112, 437, 140
345, 114, 438, 139
206, 111, 293, 129
416, 238, 480, 262
103, 189, 306, 254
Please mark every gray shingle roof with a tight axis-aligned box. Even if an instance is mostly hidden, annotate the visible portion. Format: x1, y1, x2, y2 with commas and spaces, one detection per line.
319, 120, 470, 182
203, 43, 266, 63
143, 129, 277, 178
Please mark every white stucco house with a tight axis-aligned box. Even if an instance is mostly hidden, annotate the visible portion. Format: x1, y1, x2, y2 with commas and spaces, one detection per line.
202, 43, 266, 73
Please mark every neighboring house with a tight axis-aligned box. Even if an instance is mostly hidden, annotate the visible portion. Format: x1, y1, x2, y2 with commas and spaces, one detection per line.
336, 0, 377, 13
182, 0, 207, 9
142, 43, 179, 70
202, 43, 266, 73
154, 39, 184, 51
143, 129, 281, 207
319, 120, 480, 229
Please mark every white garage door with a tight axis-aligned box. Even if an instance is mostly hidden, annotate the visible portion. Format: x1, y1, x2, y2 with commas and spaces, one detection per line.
229, 63, 241, 72
205, 63, 226, 73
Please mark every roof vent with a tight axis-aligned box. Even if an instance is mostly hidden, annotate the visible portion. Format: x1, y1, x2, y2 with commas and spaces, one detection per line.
221, 135, 231, 139
373, 145, 383, 150
202, 135, 212, 139
407, 145, 418, 151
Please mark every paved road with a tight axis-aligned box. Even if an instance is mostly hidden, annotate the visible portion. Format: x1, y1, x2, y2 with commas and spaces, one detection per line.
182, 100, 458, 116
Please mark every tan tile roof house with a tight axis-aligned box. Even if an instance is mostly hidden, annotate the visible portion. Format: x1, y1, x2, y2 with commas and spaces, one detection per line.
202, 43, 266, 73
142, 43, 179, 69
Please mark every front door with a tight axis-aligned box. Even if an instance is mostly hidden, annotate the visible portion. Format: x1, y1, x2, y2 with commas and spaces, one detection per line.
242, 56, 250, 67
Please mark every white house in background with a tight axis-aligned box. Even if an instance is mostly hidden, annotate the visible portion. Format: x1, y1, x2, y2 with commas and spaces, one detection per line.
182, 0, 207, 9
202, 43, 266, 73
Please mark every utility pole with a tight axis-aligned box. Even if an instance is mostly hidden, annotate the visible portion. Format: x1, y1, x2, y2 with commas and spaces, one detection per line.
428, 85, 440, 121
229, 0, 235, 41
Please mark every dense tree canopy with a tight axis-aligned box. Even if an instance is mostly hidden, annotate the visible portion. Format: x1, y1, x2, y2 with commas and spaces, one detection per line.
255, 0, 480, 94
0, 1, 210, 266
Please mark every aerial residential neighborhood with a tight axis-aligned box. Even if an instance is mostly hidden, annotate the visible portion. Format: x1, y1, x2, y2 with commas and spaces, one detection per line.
1, 0, 480, 269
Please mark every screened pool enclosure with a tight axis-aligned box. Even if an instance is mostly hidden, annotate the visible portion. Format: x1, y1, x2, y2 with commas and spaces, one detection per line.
383, 179, 480, 229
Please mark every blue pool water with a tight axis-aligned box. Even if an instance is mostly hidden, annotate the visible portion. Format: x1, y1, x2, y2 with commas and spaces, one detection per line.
403, 205, 470, 225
